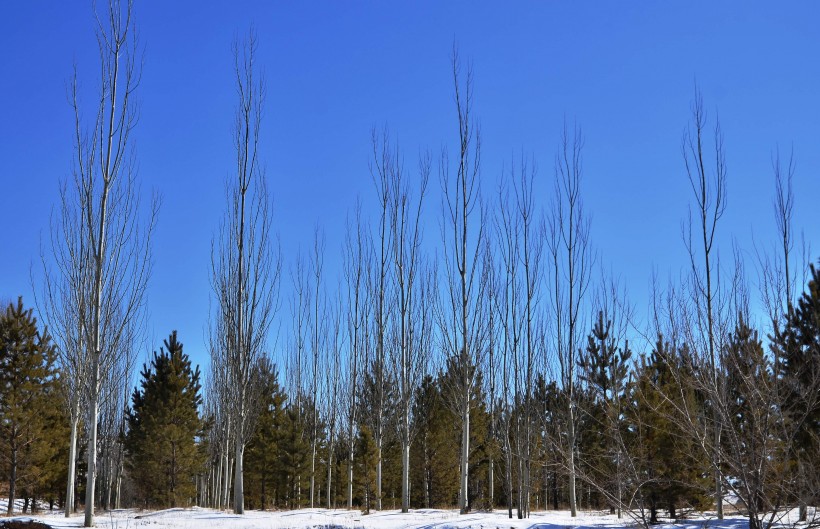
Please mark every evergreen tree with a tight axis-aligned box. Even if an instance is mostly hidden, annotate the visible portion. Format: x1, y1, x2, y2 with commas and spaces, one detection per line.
125, 331, 205, 507
355, 425, 379, 514
244, 358, 287, 510
533, 375, 566, 511
0, 297, 60, 515
723, 314, 781, 529
629, 336, 710, 523
578, 310, 632, 516
773, 263, 820, 520
409, 374, 459, 508
278, 401, 310, 508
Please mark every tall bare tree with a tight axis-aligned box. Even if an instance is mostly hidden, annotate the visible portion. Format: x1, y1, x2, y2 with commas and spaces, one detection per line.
547, 123, 593, 518
39, 180, 89, 517
343, 202, 370, 509
308, 228, 327, 508
439, 49, 487, 514
324, 290, 344, 509
38, 1, 158, 525
495, 177, 522, 519
514, 156, 543, 519
682, 87, 727, 519
210, 32, 280, 515
369, 129, 394, 511
383, 134, 431, 513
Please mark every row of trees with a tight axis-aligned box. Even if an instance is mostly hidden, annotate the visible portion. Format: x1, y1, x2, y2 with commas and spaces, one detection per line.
23, 1, 818, 528
6, 253, 817, 529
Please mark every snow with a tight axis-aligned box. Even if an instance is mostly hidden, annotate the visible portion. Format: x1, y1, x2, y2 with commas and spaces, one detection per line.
0, 507, 764, 529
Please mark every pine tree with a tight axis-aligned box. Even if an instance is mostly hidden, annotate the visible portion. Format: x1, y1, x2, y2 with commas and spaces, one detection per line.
278, 401, 309, 508
355, 425, 379, 514
773, 263, 820, 520
125, 331, 205, 507
578, 310, 632, 516
409, 374, 459, 508
723, 314, 780, 529
244, 358, 287, 510
630, 337, 709, 524
533, 375, 565, 511
0, 297, 59, 515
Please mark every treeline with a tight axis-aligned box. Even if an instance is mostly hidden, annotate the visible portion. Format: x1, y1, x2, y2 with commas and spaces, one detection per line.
198, 265, 819, 529
18, 1, 818, 529
4, 262, 818, 528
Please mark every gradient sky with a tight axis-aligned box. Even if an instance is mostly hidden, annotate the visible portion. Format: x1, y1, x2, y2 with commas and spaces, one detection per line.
2, 2, 819, 372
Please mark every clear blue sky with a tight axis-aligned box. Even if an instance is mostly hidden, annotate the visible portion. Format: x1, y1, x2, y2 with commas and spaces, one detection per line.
2, 2, 819, 372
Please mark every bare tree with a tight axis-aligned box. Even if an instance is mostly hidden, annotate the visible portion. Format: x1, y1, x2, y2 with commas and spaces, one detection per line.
514, 156, 543, 519
484, 237, 499, 513
286, 250, 312, 507
495, 176, 522, 519
210, 31, 280, 515
368, 129, 395, 511
308, 227, 327, 508
38, 179, 89, 517
38, 1, 158, 525
383, 134, 431, 513
438, 49, 487, 514
681, 87, 727, 519
547, 123, 593, 518
325, 290, 344, 509
343, 202, 370, 509
96, 333, 136, 511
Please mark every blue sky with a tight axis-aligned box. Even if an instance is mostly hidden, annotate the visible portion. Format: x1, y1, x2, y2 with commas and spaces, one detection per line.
2, 2, 819, 372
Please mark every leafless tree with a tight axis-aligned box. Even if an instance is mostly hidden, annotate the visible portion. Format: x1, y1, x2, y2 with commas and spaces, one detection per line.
547, 122, 594, 518
514, 156, 544, 519
369, 129, 395, 511
681, 87, 728, 519
438, 48, 488, 514
37, 1, 158, 525
484, 237, 499, 513
210, 31, 281, 515
324, 290, 344, 509
383, 133, 431, 513
308, 228, 327, 508
38, 179, 89, 517
286, 250, 312, 506
96, 333, 136, 511
495, 176, 522, 519
343, 202, 371, 509
494, 154, 545, 519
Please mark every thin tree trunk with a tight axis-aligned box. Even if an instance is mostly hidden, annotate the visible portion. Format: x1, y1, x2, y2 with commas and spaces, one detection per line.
326, 437, 333, 509
348, 444, 354, 509
215, 454, 223, 508
376, 443, 382, 511
459, 402, 470, 513
7, 447, 17, 515
488, 457, 494, 511
568, 401, 577, 517
65, 413, 79, 517
85, 374, 100, 527
401, 432, 410, 513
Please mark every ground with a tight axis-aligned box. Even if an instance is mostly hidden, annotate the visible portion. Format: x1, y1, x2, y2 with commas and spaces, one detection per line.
0, 506, 762, 529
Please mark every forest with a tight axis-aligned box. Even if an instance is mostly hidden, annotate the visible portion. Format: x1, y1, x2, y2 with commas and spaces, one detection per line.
0, 2, 817, 529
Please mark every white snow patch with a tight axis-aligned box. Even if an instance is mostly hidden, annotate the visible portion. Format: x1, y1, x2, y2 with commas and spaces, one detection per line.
0, 506, 775, 529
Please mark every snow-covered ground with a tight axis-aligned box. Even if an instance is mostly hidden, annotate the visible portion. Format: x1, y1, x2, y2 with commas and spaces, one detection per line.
0, 507, 762, 529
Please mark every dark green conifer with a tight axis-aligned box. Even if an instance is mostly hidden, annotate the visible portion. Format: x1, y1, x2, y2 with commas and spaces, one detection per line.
244, 358, 287, 510
0, 297, 59, 515
278, 401, 310, 508
630, 336, 710, 523
773, 263, 820, 520
125, 331, 205, 507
